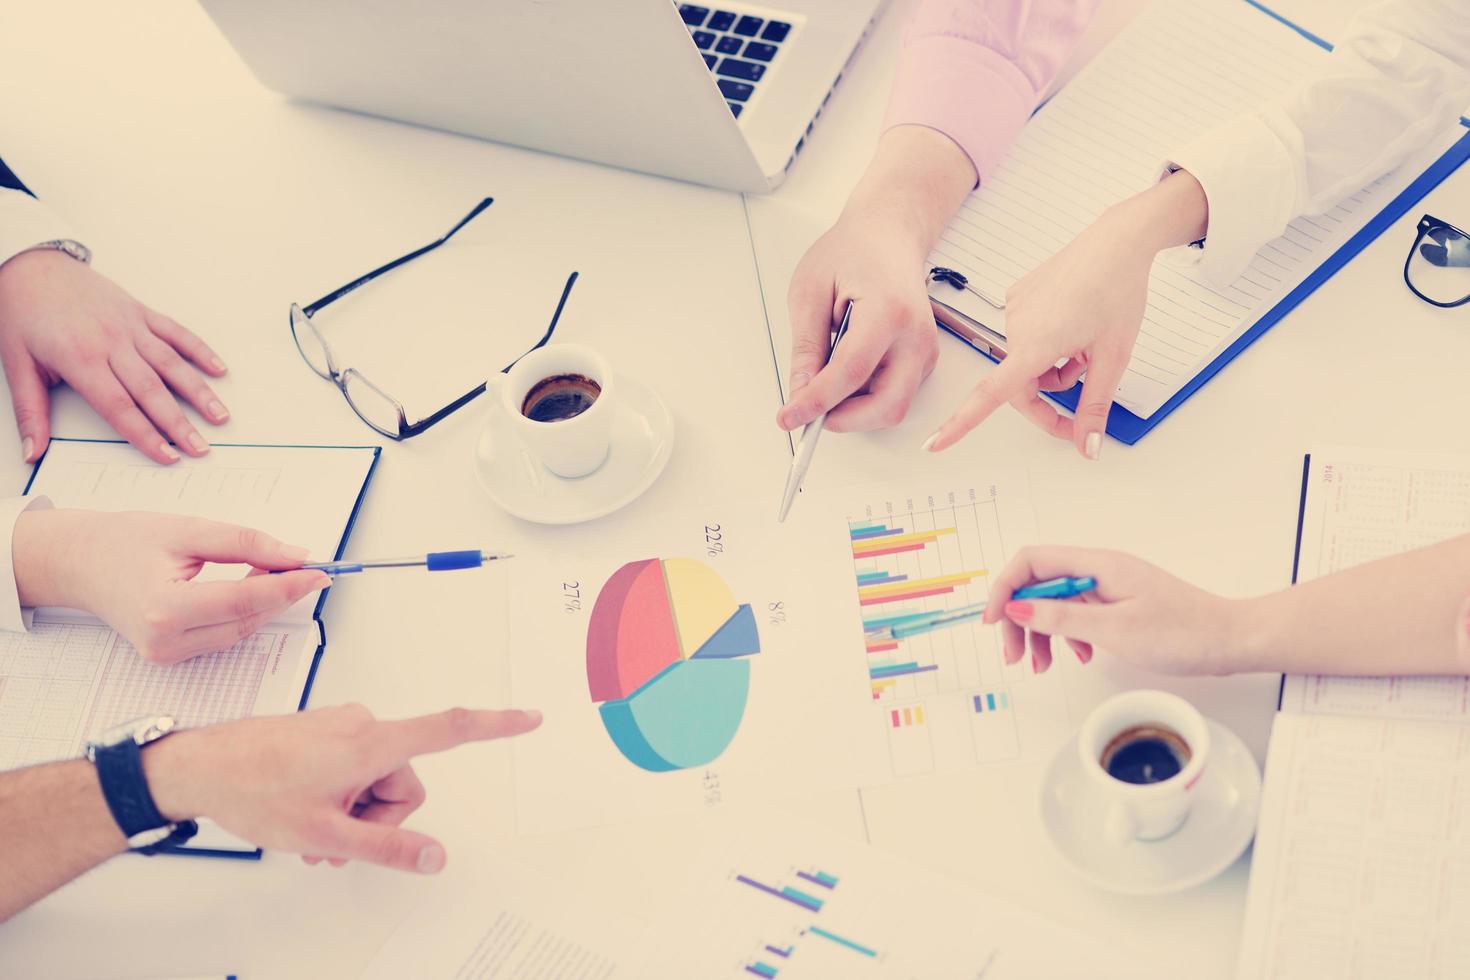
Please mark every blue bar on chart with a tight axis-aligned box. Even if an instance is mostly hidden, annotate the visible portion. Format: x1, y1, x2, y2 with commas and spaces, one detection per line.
869, 662, 940, 681
746, 962, 779, 978
735, 874, 826, 912
972, 690, 1010, 713
856, 571, 908, 586
795, 869, 839, 890
765, 944, 794, 958
807, 925, 880, 958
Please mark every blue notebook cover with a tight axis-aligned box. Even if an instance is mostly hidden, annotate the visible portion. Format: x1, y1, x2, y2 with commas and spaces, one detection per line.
21, 437, 382, 860
952, 1, 1470, 445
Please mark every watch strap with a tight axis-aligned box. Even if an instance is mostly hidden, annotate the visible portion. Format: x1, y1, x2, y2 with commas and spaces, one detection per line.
93, 737, 196, 853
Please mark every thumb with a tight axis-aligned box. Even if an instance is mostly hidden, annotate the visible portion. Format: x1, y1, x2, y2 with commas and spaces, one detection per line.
327, 815, 447, 874
1004, 597, 1116, 647
3, 349, 50, 463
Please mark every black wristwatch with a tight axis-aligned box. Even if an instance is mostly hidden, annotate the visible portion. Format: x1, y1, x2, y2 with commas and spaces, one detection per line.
84, 715, 198, 855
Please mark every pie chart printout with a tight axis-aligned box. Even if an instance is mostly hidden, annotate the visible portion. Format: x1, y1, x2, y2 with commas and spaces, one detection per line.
586, 558, 761, 772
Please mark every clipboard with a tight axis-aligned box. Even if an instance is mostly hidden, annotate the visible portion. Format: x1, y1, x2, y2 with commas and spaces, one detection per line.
926, 1, 1470, 445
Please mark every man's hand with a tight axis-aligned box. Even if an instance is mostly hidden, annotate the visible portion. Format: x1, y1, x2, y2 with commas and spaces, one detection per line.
776, 126, 976, 434
143, 704, 544, 873
13, 508, 329, 664
0, 249, 229, 465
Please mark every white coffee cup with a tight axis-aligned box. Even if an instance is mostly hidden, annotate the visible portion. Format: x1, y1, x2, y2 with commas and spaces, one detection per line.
498, 343, 615, 479
1077, 690, 1211, 845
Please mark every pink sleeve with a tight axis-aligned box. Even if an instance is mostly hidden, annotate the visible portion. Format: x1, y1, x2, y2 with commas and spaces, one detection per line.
883, 0, 1099, 183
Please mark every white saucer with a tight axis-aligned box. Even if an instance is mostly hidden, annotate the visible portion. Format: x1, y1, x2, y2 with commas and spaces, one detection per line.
1040, 719, 1261, 896
473, 372, 674, 524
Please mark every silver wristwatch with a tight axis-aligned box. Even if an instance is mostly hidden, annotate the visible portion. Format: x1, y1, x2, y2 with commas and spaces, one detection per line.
27, 238, 92, 265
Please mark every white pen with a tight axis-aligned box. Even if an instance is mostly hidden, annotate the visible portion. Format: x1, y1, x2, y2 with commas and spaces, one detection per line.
777, 300, 854, 523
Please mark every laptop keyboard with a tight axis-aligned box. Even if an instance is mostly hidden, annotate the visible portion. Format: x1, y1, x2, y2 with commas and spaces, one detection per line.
679, 4, 792, 119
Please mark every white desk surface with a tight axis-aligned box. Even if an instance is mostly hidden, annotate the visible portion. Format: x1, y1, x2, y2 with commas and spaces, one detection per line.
1, 2, 1465, 977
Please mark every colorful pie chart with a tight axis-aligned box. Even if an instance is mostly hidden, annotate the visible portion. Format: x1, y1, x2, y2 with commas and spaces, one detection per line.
586, 558, 760, 772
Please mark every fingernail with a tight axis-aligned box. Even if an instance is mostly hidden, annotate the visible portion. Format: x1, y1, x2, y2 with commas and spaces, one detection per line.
920, 431, 941, 453
20, 437, 33, 463
1005, 600, 1034, 622
523, 709, 544, 725
282, 544, 310, 562
207, 399, 230, 422
1084, 431, 1102, 461
789, 371, 812, 393
186, 431, 209, 454
416, 843, 446, 873
160, 442, 181, 461
309, 572, 332, 590
209, 356, 227, 373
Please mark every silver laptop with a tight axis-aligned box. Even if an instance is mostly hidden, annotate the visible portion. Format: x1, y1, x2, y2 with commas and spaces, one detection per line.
199, 0, 884, 192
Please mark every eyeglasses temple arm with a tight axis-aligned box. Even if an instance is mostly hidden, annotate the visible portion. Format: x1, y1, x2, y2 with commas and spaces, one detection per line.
302, 197, 496, 316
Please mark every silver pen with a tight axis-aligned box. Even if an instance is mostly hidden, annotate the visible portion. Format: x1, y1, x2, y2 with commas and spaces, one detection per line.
777, 300, 854, 523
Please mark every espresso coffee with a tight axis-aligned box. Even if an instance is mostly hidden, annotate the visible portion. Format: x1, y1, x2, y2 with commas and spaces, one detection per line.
1100, 723, 1192, 785
521, 373, 601, 423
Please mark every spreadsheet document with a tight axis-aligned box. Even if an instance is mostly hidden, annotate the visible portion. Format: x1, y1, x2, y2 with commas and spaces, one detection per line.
1238, 447, 1470, 980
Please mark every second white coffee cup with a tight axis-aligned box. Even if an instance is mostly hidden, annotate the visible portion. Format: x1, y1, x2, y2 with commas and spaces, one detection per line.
499, 343, 615, 479
1077, 689, 1211, 845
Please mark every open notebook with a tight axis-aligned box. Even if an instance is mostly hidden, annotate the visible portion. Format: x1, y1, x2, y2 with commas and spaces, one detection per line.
1, 439, 379, 857
927, 0, 1470, 443
1237, 447, 1470, 979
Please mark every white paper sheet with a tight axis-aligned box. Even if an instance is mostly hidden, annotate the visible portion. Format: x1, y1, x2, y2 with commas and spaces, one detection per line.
508, 471, 1093, 834
361, 857, 641, 980
928, 0, 1468, 420
637, 822, 1165, 980
507, 502, 874, 834
363, 820, 1164, 980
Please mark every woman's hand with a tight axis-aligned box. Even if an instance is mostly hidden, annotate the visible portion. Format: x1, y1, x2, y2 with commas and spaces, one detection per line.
13, 508, 329, 663
777, 126, 976, 434
983, 545, 1245, 675
927, 171, 1209, 459
0, 250, 229, 465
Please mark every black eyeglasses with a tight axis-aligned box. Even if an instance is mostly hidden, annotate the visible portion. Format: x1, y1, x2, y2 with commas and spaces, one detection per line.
289, 197, 579, 439
1405, 214, 1470, 309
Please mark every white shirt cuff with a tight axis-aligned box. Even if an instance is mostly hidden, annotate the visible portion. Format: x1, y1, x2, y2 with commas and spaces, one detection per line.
0, 495, 54, 632
0, 188, 83, 269
1157, 111, 1301, 288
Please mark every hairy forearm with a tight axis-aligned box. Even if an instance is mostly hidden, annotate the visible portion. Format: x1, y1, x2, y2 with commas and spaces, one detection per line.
1232, 535, 1470, 675
0, 759, 126, 921
840, 125, 977, 255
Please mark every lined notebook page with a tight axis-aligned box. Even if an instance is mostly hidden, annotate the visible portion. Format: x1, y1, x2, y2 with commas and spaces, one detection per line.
929, 0, 1463, 419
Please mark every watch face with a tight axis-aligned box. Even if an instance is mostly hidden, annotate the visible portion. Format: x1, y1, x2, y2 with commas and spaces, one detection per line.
92, 715, 177, 750
127, 825, 176, 850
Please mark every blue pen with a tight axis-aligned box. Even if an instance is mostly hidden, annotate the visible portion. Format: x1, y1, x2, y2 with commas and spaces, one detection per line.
281, 549, 513, 576
865, 576, 1096, 642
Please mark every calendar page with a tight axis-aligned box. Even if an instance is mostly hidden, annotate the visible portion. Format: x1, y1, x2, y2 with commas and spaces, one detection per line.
1238, 447, 1470, 980
1281, 446, 1470, 719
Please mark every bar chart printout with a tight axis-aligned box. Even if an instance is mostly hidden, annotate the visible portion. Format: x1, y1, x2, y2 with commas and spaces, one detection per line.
840, 478, 1070, 778
630, 826, 1153, 979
